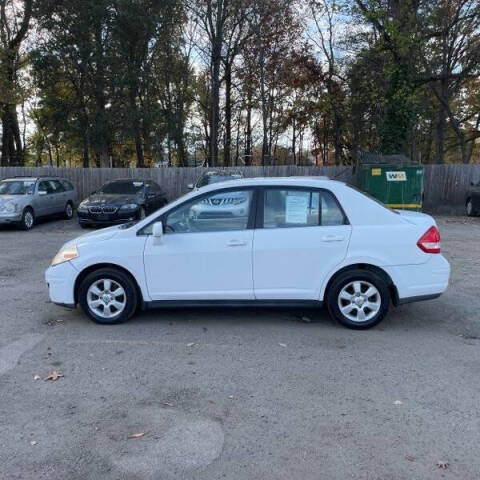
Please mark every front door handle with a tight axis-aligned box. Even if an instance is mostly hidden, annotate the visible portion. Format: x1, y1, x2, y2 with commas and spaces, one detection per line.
321, 235, 344, 242
227, 240, 247, 247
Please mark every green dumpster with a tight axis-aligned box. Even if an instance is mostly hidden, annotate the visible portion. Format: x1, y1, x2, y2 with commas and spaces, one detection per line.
358, 164, 424, 211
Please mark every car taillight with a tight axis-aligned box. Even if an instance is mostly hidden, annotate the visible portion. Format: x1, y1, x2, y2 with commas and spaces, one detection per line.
417, 226, 441, 254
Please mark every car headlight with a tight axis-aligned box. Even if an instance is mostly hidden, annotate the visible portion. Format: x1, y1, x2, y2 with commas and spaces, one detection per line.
51, 245, 79, 266
77, 202, 89, 212
120, 203, 139, 211
1, 202, 17, 213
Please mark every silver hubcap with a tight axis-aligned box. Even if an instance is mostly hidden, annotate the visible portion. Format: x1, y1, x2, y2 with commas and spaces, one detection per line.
87, 279, 126, 319
66, 204, 73, 217
338, 280, 381, 323
24, 212, 33, 228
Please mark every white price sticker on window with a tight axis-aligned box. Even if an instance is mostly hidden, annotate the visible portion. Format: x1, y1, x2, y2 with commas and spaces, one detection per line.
285, 193, 309, 224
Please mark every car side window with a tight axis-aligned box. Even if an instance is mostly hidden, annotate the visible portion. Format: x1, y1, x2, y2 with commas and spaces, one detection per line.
196, 176, 208, 188
52, 180, 65, 192
263, 188, 346, 228
321, 191, 346, 226
164, 189, 253, 234
61, 180, 74, 191
38, 181, 53, 194
264, 189, 320, 228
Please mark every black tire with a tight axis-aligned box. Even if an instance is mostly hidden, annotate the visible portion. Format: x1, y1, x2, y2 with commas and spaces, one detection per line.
79, 222, 89, 229
19, 207, 35, 230
466, 198, 476, 217
64, 201, 74, 220
326, 269, 390, 329
78, 268, 138, 325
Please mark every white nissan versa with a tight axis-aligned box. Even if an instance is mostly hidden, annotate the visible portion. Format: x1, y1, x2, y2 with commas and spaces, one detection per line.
45, 177, 450, 329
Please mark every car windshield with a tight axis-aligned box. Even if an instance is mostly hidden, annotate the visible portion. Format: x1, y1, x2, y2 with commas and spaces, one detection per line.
207, 174, 242, 185
98, 180, 144, 195
0, 180, 35, 195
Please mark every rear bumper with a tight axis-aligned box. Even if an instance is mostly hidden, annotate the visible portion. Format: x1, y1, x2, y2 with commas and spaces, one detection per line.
385, 255, 450, 302
45, 261, 78, 306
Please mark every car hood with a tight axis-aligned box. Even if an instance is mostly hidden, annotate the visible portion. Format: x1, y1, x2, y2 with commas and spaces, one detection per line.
64, 225, 122, 249
84, 193, 141, 205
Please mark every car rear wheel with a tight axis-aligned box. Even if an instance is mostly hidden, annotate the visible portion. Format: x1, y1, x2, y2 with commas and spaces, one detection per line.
78, 268, 138, 324
326, 269, 390, 329
19, 208, 35, 230
64, 202, 74, 219
466, 199, 476, 217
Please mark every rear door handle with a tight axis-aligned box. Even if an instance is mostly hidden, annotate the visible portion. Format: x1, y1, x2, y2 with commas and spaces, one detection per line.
227, 240, 247, 247
321, 235, 344, 242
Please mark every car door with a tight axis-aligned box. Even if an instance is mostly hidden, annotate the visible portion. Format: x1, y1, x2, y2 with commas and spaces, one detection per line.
36, 180, 56, 216
50, 180, 67, 213
253, 187, 352, 300
142, 187, 256, 300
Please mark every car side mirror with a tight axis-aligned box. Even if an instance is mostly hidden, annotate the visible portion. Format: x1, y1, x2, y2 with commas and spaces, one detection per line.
38, 190, 47, 196
187, 183, 194, 190
152, 221, 163, 243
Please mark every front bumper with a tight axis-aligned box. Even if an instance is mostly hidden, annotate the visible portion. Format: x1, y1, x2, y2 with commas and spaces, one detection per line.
0, 212, 22, 224
78, 209, 139, 226
45, 261, 78, 306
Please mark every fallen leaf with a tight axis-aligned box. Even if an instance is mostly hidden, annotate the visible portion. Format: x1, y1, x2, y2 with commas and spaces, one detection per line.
30, 441, 37, 446
405, 455, 415, 462
186, 342, 195, 347
393, 400, 402, 405
279, 343, 287, 347
33, 375, 41, 381
437, 461, 449, 469
45, 370, 64, 381
128, 432, 145, 439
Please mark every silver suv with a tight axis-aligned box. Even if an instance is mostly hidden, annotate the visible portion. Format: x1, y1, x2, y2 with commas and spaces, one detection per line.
0, 176, 77, 230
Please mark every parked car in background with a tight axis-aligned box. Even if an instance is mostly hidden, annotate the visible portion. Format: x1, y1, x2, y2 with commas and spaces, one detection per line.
46, 177, 450, 329
465, 180, 480, 216
0, 176, 76, 230
187, 170, 243, 190
77, 178, 168, 228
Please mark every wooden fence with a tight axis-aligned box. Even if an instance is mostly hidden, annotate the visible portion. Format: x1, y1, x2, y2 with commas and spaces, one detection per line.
1, 164, 479, 213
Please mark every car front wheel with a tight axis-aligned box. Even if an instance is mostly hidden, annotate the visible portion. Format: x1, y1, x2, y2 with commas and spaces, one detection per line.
19, 208, 35, 230
326, 270, 390, 329
78, 268, 138, 324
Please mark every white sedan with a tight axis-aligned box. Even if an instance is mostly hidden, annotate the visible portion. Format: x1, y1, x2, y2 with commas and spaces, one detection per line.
45, 177, 450, 329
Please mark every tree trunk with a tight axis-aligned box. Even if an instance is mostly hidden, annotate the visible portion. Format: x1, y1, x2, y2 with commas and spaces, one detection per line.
224, 62, 232, 166
292, 117, 296, 165
209, 1, 224, 167
245, 95, 252, 166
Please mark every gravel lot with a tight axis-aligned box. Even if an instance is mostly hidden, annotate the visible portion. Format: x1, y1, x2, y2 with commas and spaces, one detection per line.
1, 215, 479, 480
